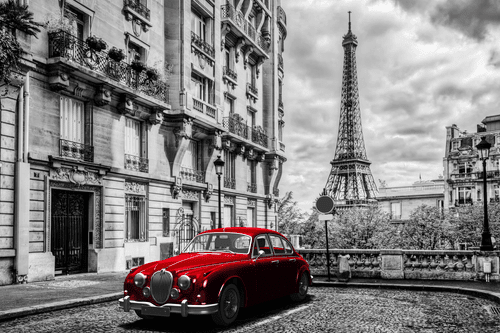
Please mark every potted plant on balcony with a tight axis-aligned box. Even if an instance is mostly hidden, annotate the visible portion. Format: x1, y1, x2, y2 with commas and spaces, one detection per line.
107, 46, 126, 62
145, 66, 160, 81
45, 14, 77, 56
130, 59, 146, 73
86, 35, 107, 52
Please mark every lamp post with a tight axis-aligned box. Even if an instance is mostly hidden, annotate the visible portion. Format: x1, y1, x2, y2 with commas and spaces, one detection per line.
476, 136, 494, 251
213, 155, 225, 229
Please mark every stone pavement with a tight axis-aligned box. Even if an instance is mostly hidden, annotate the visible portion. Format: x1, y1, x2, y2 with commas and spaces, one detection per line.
0, 270, 498, 322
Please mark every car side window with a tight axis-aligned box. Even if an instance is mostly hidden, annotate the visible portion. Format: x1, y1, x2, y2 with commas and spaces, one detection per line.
281, 237, 294, 254
253, 235, 272, 256
268, 234, 286, 255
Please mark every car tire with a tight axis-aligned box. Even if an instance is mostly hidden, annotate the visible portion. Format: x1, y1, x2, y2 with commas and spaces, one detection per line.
290, 272, 309, 302
211, 284, 240, 326
134, 310, 155, 320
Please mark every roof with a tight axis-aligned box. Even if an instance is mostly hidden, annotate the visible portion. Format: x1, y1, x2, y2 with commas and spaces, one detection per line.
199, 227, 282, 237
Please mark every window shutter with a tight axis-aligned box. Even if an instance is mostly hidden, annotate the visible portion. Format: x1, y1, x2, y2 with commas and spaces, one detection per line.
60, 96, 84, 143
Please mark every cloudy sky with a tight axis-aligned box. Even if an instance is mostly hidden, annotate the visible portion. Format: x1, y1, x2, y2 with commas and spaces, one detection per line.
280, 0, 500, 213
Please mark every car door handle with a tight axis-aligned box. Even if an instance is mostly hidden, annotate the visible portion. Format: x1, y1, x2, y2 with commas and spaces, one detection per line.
289, 259, 296, 262
271, 260, 279, 264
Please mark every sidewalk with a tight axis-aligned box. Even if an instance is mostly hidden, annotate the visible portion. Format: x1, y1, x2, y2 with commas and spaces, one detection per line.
0, 271, 499, 322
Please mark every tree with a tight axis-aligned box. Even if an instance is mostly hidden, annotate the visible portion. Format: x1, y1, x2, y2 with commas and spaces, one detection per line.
276, 191, 305, 236
399, 205, 452, 250
0, 0, 42, 84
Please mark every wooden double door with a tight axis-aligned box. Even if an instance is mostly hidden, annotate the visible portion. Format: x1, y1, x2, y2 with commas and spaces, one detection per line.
51, 190, 89, 275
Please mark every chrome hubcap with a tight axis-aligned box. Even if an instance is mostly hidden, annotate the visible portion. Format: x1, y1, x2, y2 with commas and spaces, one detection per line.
223, 289, 238, 318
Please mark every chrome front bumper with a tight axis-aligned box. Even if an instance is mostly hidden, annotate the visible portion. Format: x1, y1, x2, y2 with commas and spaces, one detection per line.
119, 296, 219, 317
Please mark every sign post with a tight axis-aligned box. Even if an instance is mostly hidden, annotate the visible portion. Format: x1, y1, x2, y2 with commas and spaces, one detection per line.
316, 195, 335, 281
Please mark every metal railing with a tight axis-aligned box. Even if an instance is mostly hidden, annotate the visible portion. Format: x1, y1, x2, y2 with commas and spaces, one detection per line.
48, 31, 169, 104
222, 117, 269, 148
278, 53, 284, 70
124, 0, 151, 20
278, 6, 287, 26
224, 177, 236, 189
60, 139, 94, 162
180, 167, 205, 183
190, 31, 215, 58
247, 182, 257, 193
223, 66, 237, 81
247, 82, 258, 96
124, 154, 149, 173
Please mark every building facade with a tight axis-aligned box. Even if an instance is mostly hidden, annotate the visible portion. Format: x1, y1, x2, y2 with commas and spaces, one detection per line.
444, 116, 500, 211
377, 179, 445, 222
0, 0, 287, 285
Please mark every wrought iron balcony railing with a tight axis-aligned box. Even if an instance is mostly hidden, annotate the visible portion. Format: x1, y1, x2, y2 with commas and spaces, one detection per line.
247, 182, 257, 193
60, 139, 94, 162
190, 31, 215, 58
224, 177, 236, 189
278, 53, 284, 70
278, 6, 287, 26
48, 31, 169, 104
221, 4, 269, 53
223, 66, 238, 81
223, 117, 249, 139
125, 154, 149, 173
180, 167, 205, 183
250, 126, 268, 148
247, 83, 258, 96
124, 0, 150, 20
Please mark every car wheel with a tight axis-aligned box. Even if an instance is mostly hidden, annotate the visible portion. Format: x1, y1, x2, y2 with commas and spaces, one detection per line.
290, 272, 309, 302
212, 284, 240, 326
134, 310, 155, 320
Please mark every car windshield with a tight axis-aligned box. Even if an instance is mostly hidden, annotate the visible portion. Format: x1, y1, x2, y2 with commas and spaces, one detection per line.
182, 233, 252, 254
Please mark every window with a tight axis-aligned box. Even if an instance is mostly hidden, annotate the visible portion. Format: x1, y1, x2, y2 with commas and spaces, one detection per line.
60, 96, 92, 161
253, 235, 272, 256
282, 237, 294, 254
247, 64, 256, 86
390, 202, 401, 220
191, 9, 212, 44
247, 160, 256, 192
451, 140, 460, 150
124, 118, 148, 172
192, 72, 214, 104
247, 108, 255, 127
458, 187, 472, 205
64, 5, 87, 40
278, 122, 284, 142
125, 195, 147, 241
224, 94, 235, 114
162, 208, 170, 237
210, 212, 216, 229
182, 140, 202, 170
224, 150, 236, 189
495, 185, 500, 201
224, 205, 233, 227
128, 41, 144, 62
269, 234, 286, 255
458, 162, 473, 174
247, 207, 255, 228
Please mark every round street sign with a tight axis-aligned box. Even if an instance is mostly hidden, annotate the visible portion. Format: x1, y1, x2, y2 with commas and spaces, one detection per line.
316, 195, 335, 213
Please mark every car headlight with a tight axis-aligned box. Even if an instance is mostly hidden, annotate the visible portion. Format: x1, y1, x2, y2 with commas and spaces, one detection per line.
178, 275, 191, 290
142, 287, 151, 298
134, 273, 146, 288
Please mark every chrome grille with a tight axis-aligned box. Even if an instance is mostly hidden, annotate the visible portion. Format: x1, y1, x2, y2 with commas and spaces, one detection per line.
150, 269, 173, 304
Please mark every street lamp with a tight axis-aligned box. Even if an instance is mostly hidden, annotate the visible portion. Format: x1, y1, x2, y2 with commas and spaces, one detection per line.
476, 136, 494, 251
213, 155, 225, 229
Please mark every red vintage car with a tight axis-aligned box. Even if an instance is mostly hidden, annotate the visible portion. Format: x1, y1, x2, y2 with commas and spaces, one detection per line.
119, 227, 312, 326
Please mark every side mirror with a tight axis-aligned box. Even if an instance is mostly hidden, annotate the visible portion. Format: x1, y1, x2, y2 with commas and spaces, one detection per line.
253, 250, 265, 262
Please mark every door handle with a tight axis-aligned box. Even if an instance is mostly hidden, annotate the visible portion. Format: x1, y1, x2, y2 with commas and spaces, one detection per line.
289, 259, 296, 262
271, 260, 279, 264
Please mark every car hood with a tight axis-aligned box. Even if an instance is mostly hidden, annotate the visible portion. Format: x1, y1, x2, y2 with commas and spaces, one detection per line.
138, 252, 248, 276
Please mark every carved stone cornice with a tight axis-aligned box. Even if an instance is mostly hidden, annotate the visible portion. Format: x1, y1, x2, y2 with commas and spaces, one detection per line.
94, 84, 113, 106
245, 147, 256, 160
125, 181, 147, 195
224, 196, 235, 205
118, 94, 135, 116
48, 156, 109, 186
173, 117, 193, 147
171, 177, 182, 199
182, 189, 200, 201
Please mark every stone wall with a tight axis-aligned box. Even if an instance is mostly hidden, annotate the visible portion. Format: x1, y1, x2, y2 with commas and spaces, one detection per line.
298, 249, 500, 282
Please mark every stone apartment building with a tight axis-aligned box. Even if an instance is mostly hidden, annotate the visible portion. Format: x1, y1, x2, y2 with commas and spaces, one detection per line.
0, 0, 287, 285
444, 116, 500, 210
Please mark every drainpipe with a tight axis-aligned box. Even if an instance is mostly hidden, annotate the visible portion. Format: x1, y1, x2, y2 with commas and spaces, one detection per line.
15, 75, 31, 283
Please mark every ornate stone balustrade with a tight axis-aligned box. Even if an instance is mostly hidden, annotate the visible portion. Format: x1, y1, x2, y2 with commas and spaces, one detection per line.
297, 249, 500, 282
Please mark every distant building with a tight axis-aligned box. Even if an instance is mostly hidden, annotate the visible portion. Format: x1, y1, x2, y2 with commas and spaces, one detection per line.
444, 116, 500, 210
377, 179, 445, 222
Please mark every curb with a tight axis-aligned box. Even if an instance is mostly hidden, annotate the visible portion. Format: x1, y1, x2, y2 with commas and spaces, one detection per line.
0, 292, 122, 322
312, 281, 500, 305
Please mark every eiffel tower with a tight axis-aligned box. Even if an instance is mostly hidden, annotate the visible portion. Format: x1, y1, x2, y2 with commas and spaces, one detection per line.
323, 12, 378, 209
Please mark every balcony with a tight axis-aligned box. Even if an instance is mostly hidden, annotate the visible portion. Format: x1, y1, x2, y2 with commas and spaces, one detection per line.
277, 6, 287, 37
180, 167, 205, 183
250, 126, 268, 148
192, 97, 217, 120
123, 0, 151, 29
125, 154, 149, 173
48, 31, 169, 105
223, 66, 237, 88
246, 83, 258, 101
191, 31, 215, 66
60, 139, 94, 162
221, 4, 270, 57
247, 182, 257, 193
222, 116, 269, 148
224, 177, 236, 189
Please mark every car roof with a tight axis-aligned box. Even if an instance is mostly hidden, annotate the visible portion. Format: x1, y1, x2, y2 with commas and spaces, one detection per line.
199, 227, 284, 238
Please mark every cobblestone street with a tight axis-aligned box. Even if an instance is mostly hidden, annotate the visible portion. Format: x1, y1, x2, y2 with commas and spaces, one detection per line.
1, 287, 499, 332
